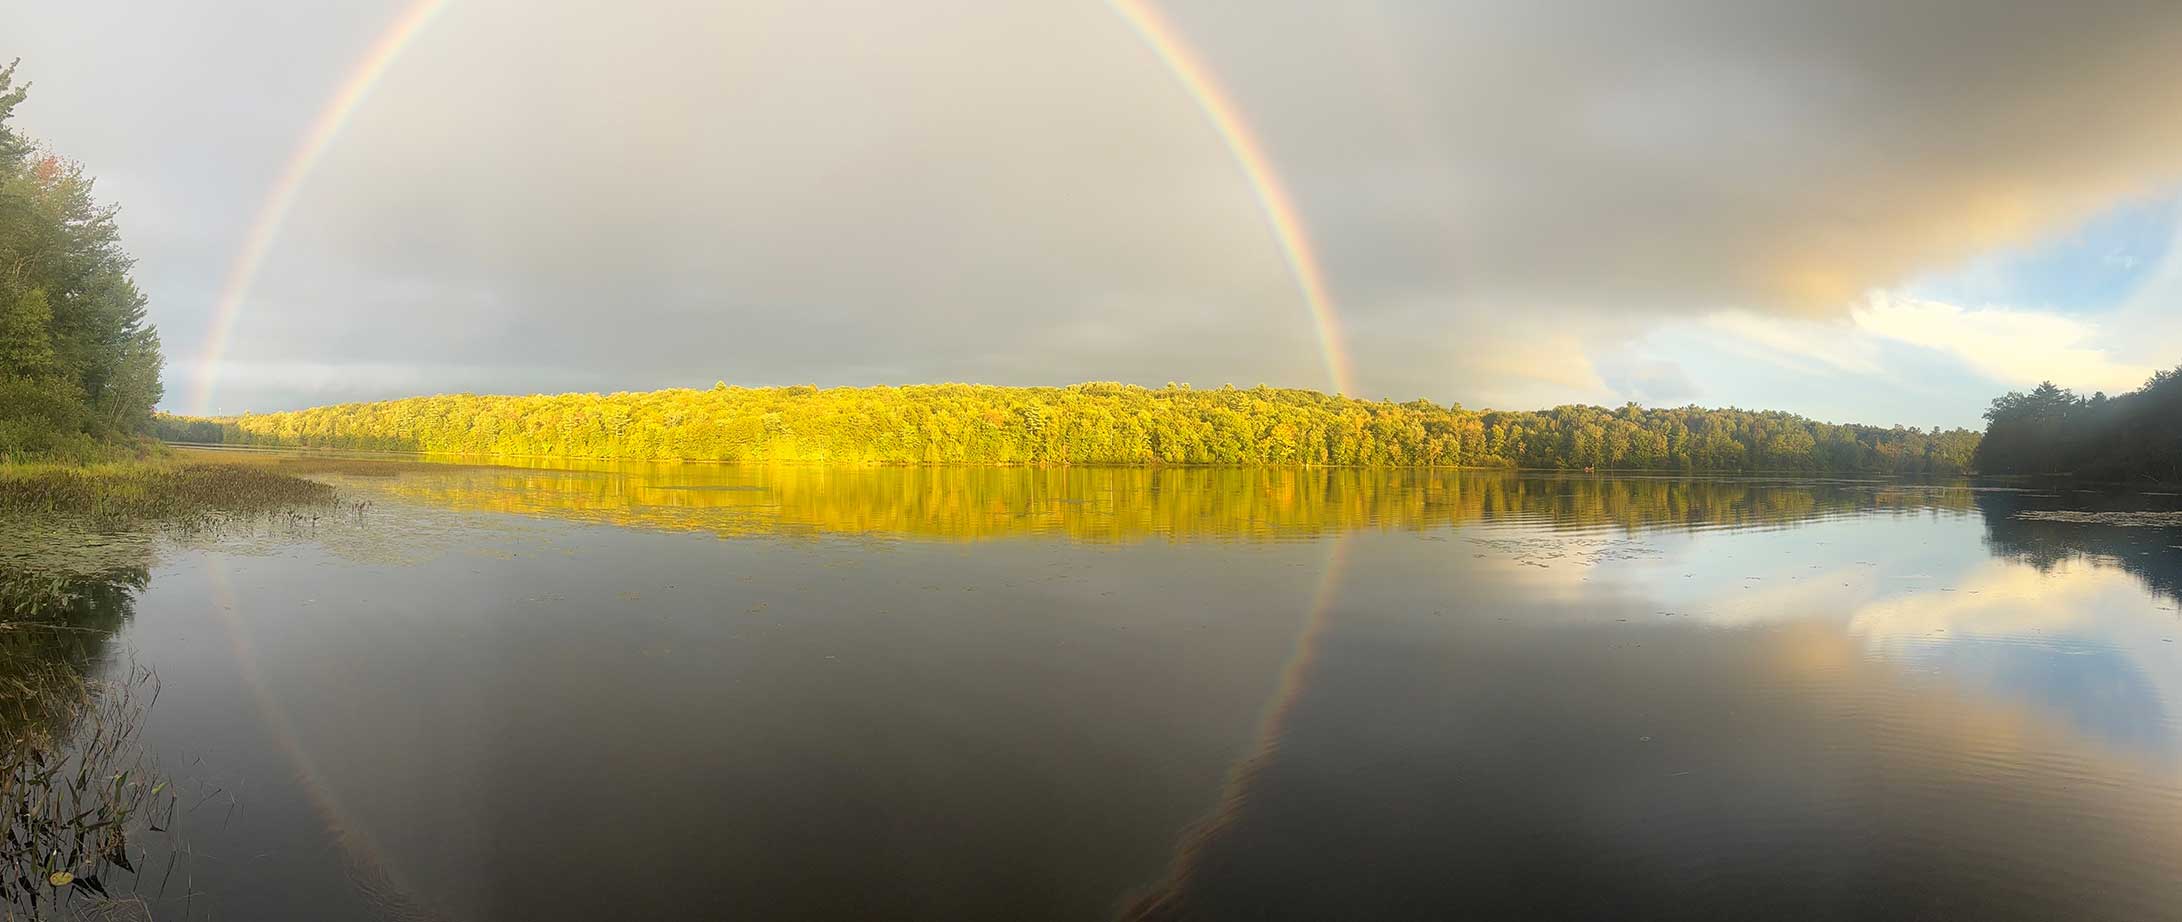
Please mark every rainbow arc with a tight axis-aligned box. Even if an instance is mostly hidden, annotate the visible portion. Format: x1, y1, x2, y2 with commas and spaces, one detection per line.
190, 0, 1356, 412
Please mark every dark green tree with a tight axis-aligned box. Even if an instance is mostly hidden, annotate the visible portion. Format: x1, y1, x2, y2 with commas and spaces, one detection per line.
1976, 370, 2182, 481
0, 62, 163, 458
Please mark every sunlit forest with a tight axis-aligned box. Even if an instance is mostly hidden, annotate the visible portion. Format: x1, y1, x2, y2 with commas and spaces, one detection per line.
154, 382, 1982, 472
1974, 368, 2182, 482
0, 66, 164, 461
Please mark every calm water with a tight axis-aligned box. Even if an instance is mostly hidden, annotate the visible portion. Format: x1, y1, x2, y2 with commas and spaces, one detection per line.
19, 458, 2182, 919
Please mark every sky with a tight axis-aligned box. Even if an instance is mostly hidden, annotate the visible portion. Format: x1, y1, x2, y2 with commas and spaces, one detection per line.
6, 0, 2182, 428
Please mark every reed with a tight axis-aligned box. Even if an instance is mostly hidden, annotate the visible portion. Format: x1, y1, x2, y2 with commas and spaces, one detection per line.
0, 460, 336, 523
0, 658, 176, 918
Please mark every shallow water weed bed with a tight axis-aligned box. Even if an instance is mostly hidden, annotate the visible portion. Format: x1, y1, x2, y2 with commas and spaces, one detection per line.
2, 460, 337, 619
2014, 509, 2182, 527
0, 660, 175, 919
0, 462, 335, 522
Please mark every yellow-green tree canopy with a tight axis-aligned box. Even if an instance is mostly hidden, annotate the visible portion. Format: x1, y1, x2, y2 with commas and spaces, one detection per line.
157, 382, 1982, 474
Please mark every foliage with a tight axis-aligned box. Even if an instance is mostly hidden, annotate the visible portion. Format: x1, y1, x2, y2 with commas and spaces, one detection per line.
0, 63, 164, 460
145, 414, 223, 445
1975, 367, 2182, 482
157, 382, 1982, 473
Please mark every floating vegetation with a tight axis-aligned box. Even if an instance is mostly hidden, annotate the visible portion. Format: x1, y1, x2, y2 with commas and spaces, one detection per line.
0, 530, 154, 621
1, 459, 338, 619
2013, 510, 2182, 528
1464, 533, 1662, 568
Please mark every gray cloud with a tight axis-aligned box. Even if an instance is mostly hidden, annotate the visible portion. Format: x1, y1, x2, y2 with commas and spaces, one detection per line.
9, 0, 2182, 414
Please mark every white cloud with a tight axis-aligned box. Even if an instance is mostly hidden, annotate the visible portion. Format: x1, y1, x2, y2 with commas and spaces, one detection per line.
1595, 354, 1698, 405
1700, 312, 1883, 376
2103, 222, 2182, 367
1851, 293, 2155, 394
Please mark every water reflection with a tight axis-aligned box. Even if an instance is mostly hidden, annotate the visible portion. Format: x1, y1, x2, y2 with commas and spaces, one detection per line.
300, 454, 1978, 542
30, 457, 2182, 919
0, 527, 145, 693
1124, 618, 2182, 920
0, 541, 168, 918
1979, 488, 2182, 607
1109, 482, 2182, 920
0, 566, 140, 644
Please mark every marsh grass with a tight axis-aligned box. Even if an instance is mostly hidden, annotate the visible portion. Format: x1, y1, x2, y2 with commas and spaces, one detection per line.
0, 439, 163, 470
0, 461, 336, 524
1, 454, 345, 609
174, 449, 499, 479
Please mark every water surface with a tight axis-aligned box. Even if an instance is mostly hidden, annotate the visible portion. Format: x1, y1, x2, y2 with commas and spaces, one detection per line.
20, 459, 2182, 919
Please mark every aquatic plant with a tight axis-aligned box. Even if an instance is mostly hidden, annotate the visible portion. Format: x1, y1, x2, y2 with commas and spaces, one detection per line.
0, 657, 175, 920
0, 461, 334, 524
0, 525, 194, 919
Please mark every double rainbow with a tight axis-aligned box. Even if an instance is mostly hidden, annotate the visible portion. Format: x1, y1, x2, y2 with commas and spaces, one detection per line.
188, 0, 1355, 413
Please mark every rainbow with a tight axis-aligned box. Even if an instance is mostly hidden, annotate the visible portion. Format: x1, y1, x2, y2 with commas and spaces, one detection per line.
1126, 528, 1354, 899
1254, 531, 1353, 741
189, 0, 451, 415
191, 0, 1357, 413
1104, 0, 1358, 397
207, 561, 451, 920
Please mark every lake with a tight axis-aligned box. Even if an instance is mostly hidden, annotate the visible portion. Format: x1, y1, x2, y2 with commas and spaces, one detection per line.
16, 456, 2182, 920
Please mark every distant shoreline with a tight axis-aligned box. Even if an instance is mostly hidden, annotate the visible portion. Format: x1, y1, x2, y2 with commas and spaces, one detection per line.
149, 382, 1981, 475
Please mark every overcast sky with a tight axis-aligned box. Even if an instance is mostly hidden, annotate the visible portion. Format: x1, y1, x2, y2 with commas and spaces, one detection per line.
7, 0, 2182, 427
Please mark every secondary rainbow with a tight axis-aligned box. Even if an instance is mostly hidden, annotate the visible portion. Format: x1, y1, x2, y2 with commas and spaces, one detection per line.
1105, 0, 1359, 397
189, 0, 452, 415
192, 0, 1357, 412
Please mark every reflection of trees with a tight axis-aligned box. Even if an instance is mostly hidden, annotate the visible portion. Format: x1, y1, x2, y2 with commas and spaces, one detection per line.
1977, 490, 2182, 606
0, 540, 164, 918
0, 566, 140, 634
0, 516, 146, 681
0, 562, 144, 723
355, 461, 1977, 542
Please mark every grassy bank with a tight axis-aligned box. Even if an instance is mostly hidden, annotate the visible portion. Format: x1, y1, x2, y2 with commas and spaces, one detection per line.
0, 457, 336, 522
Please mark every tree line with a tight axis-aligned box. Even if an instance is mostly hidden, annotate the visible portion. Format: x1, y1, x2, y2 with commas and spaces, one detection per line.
1974, 367, 2182, 482
155, 381, 1982, 473
0, 63, 164, 460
